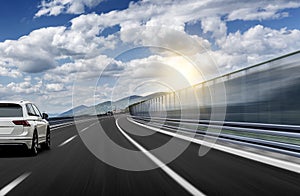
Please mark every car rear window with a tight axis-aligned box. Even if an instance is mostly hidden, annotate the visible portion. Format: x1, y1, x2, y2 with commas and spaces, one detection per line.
0, 103, 23, 117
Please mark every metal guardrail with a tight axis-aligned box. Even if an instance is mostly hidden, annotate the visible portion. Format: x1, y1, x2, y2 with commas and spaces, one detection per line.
130, 115, 300, 157
131, 115, 300, 139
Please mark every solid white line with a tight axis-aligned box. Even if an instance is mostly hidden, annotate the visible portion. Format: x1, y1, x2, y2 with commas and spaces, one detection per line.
58, 135, 77, 147
116, 119, 205, 196
128, 117, 300, 174
0, 172, 31, 195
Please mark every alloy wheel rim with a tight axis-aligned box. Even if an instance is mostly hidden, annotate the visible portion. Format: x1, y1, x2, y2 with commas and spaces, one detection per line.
34, 135, 38, 153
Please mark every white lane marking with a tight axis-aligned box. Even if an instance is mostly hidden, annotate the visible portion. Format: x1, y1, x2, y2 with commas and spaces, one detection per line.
79, 127, 89, 133
56, 121, 97, 147
79, 122, 97, 133
51, 123, 74, 130
50, 122, 74, 128
128, 117, 300, 174
0, 172, 31, 195
116, 119, 205, 196
58, 135, 77, 147
50, 118, 98, 130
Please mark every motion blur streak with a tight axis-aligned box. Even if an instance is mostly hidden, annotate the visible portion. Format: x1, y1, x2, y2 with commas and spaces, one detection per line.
130, 51, 300, 125
116, 118, 205, 196
0, 172, 31, 195
0, 116, 299, 195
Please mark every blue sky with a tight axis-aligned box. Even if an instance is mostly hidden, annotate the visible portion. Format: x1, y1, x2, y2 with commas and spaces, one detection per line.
0, 0, 300, 114
0, 0, 138, 41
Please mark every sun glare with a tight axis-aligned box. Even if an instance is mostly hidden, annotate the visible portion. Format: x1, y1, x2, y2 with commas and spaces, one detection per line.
164, 55, 204, 86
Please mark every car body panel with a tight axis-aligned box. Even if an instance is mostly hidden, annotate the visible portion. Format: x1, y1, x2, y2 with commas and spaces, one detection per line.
0, 117, 26, 135
0, 100, 49, 150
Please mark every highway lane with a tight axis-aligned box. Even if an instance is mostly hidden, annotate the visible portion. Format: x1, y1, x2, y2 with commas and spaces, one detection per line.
0, 117, 189, 196
118, 116, 300, 195
0, 115, 299, 195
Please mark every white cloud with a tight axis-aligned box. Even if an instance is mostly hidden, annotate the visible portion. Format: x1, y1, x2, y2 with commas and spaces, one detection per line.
3, 0, 298, 74
227, 1, 300, 21
42, 0, 300, 31
46, 83, 65, 92
0, 22, 116, 73
0, 66, 22, 78
6, 81, 41, 94
201, 17, 227, 44
0, 27, 65, 73
218, 25, 300, 69
46, 54, 118, 82
1, 0, 300, 113
35, 0, 104, 17
66, 0, 300, 57
120, 25, 211, 57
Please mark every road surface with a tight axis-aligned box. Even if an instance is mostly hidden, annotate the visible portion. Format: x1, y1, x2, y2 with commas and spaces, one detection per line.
0, 115, 299, 195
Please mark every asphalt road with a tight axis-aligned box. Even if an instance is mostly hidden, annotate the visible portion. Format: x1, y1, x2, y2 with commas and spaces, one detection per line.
0, 115, 299, 196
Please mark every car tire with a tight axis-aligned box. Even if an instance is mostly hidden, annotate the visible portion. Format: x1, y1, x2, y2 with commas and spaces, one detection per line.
42, 127, 51, 150
29, 131, 38, 156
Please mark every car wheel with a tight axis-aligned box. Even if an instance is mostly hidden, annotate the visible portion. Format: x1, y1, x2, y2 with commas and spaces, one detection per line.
29, 131, 38, 156
42, 127, 51, 150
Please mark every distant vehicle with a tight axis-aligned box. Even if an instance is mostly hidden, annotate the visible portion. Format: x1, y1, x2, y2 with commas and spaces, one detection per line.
0, 101, 50, 155
106, 111, 113, 116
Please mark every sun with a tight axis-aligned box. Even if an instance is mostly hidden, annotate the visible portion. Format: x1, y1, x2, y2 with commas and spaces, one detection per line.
164, 55, 204, 86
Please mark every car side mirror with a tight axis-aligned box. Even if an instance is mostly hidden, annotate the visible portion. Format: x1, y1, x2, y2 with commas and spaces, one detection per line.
42, 113, 48, 119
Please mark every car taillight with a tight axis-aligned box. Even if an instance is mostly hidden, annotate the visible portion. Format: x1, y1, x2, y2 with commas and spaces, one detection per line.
13, 120, 31, 127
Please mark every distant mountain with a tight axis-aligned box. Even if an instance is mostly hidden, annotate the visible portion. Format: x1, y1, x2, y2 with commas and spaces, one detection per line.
58, 93, 167, 117
76, 95, 144, 116
59, 105, 88, 117
112, 95, 144, 110
77, 101, 113, 116
48, 113, 60, 118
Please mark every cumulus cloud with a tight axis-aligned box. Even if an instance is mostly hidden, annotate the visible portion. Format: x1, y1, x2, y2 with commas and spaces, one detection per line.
6, 81, 42, 94
66, 0, 300, 59
46, 83, 65, 92
227, 1, 300, 21
222, 25, 300, 54
35, 0, 104, 17
0, 27, 65, 73
0, 23, 116, 74
120, 26, 211, 56
201, 17, 227, 44
1, 0, 300, 113
4, 0, 298, 74
217, 25, 300, 70
46, 54, 118, 82
0, 66, 22, 78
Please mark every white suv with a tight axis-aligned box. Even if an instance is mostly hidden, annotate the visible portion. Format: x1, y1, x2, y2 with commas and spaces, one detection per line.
0, 100, 50, 155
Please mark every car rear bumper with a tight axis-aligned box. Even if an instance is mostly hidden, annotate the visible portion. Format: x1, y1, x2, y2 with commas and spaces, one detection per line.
0, 137, 32, 149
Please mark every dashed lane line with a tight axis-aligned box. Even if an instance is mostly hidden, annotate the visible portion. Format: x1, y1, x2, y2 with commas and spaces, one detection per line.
0, 172, 31, 196
58, 135, 77, 147
79, 122, 97, 133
